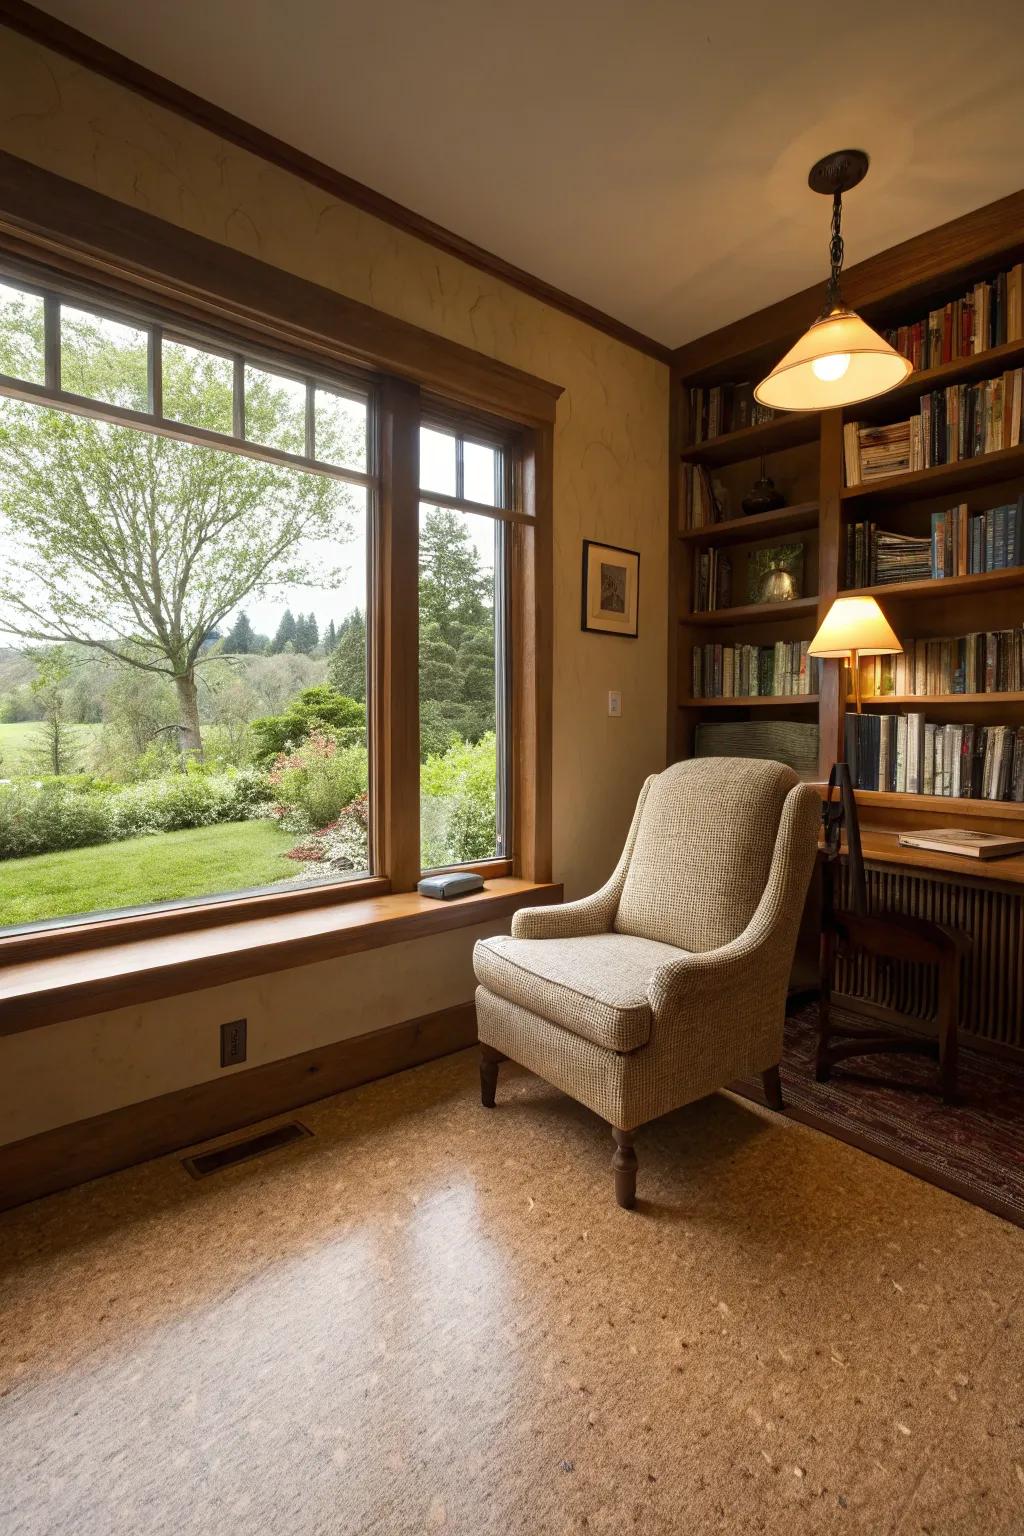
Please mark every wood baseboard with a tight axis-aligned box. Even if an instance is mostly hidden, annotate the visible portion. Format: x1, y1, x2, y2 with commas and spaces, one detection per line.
0, 1001, 478, 1212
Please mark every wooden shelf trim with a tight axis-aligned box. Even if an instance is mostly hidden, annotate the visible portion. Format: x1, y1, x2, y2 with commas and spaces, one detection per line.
842, 566, 1024, 602
841, 441, 1024, 504
679, 695, 819, 709
678, 500, 819, 546
679, 412, 820, 468
0, 878, 562, 1037
855, 692, 1024, 708
681, 595, 819, 628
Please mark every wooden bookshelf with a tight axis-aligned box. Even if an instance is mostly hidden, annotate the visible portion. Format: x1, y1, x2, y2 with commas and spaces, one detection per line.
669, 191, 1024, 808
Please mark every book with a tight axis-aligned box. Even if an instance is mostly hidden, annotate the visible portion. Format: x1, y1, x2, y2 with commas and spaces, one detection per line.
845, 715, 1024, 801
843, 372, 1024, 487
897, 828, 1024, 859
687, 383, 775, 443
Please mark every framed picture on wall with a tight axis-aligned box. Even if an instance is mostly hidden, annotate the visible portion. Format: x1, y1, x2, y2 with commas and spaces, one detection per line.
580, 540, 640, 638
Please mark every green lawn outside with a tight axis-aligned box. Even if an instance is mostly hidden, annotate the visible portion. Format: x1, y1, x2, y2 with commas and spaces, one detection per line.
0, 720, 102, 773
0, 819, 302, 927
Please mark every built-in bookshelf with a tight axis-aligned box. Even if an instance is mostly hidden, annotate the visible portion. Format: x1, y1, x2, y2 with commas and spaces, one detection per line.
668, 194, 1024, 834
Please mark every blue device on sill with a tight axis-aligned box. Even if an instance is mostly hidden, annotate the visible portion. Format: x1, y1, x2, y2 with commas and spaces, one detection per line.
417, 872, 485, 900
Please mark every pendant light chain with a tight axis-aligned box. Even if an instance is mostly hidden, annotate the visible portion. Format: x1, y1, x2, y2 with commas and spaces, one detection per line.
827, 191, 845, 307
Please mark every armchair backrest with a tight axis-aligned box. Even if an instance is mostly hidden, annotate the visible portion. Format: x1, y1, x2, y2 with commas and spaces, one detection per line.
613, 757, 802, 953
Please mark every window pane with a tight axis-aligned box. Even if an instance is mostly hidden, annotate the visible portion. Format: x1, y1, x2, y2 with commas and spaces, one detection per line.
419, 426, 456, 496
0, 368, 372, 933
463, 440, 499, 507
244, 364, 307, 455
0, 281, 45, 384
314, 386, 367, 471
163, 340, 234, 435
419, 504, 504, 868
60, 305, 150, 412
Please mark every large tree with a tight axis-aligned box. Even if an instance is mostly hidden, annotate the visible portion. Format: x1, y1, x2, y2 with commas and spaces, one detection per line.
0, 298, 357, 758
418, 509, 495, 758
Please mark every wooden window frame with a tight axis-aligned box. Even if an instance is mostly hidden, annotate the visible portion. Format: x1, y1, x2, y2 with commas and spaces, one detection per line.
0, 151, 557, 964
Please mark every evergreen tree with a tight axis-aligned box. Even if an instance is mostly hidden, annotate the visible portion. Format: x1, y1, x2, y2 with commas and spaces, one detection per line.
328, 608, 367, 701
224, 610, 256, 655
323, 619, 338, 654
293, 611, 319, 654
271, 608, 297, 653
417, 510, 494, 758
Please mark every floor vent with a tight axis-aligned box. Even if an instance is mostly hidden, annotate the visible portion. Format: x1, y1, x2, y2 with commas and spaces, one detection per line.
182, 1121, 312, 1179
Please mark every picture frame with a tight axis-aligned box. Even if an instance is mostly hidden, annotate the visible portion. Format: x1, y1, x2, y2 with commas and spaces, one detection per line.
580, 540, 640, 638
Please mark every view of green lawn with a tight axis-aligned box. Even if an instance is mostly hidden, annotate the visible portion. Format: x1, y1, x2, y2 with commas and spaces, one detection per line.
0, 720, 102, 772
0, 820, 298, 927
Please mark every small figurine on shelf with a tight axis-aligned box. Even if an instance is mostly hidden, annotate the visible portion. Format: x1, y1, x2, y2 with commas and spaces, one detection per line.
741, 456, 786, 517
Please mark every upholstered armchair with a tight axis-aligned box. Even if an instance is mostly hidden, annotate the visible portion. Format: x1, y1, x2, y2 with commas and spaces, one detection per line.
473, 757, 820, 1207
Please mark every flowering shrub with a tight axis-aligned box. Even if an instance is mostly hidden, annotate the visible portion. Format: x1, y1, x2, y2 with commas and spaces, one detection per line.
285, 792, 369, 873
268, 732, 368, 833
420, 733, 498, 868
0, 766, 274, 860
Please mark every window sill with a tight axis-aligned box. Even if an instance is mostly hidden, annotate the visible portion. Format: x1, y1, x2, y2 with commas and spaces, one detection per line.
0, 877, 562, 1036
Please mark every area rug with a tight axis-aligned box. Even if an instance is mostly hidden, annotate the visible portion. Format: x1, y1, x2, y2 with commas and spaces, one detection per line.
736, 1003, 1024, 1229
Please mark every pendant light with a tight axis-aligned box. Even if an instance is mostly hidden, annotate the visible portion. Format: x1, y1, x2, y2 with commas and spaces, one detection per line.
755, 150, 912, 412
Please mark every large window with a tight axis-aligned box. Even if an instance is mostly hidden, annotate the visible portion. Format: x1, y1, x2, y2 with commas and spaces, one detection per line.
0, 276, 373, 931
418, 417, 514, 869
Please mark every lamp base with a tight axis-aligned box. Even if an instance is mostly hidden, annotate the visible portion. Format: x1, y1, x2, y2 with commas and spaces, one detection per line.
808, 150, 870, 197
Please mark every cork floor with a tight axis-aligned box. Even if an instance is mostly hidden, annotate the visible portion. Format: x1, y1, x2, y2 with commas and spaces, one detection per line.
2, 1051, 1023, 1535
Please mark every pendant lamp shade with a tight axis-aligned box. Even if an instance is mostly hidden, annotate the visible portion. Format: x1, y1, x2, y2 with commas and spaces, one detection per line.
754, 305, 913, 413
808, 596, 902, 659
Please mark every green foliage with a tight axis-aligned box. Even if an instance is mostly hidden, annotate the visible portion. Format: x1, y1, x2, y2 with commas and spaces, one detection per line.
293, 611, 319, 654
327, 608, 367, 700
250, 684, 365, 760
420, 733, 497, 868
268, 732, 368, 832
0, 766, 272, 860
418, 510, 495, 758
224, 611, 257, 655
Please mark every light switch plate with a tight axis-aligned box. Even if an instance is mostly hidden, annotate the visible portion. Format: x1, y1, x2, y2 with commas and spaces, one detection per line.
608, 691, 622, 717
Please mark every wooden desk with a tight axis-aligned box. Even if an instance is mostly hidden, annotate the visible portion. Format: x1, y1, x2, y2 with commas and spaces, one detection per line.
856, 827, 1024, 889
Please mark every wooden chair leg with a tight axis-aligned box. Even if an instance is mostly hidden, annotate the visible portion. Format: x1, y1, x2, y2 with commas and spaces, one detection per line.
761, 1064, 784, 1111
611, 1128, 638, 1210
479, 1044, 505, 1108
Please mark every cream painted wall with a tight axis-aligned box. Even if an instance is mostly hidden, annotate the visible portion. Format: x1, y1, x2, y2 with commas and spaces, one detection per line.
0, 30, 669, 1145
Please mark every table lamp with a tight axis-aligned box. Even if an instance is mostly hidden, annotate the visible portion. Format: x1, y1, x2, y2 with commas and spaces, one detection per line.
808, 595, 902, 713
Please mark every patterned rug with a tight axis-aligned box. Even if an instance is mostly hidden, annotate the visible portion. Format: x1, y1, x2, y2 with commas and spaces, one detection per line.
735, 1003, 1024, 1229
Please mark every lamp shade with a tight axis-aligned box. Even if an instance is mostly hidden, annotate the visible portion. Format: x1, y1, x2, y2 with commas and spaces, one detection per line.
808, 596, 902, 658
754, 306, 913, 412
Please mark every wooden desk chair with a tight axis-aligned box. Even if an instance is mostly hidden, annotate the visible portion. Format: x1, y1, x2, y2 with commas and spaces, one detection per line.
818, 765, 968, 1106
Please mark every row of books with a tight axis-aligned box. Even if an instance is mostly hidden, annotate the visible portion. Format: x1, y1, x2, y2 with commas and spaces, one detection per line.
844, 501, 1023, 586
881, 264, 1024, 371
857, 630, 1024, 697
692, 547, 732, 612
680, 463, 723, 529
691, 642, 818, 699
846, 714, 1024, 801
843, 370, 1024, 484
688, 383, 775, 443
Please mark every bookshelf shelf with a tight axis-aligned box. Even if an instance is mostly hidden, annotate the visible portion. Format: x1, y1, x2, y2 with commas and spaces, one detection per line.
842, 566, 1024, 602
854, 336, 1024, 422
680, 412, 819, 468
679, 695, 819, 709
841, 441, 1024, 507
850, 788, 1024, 822
681, 595, 819, 629
679, 500, 818, 546
855, 692, 1024, 708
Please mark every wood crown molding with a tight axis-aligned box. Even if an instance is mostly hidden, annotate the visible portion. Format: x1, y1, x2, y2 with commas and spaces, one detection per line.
673, 187, 1024, 380
0, 150, 563, 426
0, 1002, 479, 1211
0, 0, 671, 366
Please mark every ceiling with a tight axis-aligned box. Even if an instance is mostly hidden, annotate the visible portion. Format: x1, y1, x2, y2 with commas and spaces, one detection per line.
30, 0, 1024, 350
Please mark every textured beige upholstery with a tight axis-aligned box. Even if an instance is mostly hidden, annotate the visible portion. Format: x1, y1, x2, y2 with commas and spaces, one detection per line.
474, 758, 820, 1133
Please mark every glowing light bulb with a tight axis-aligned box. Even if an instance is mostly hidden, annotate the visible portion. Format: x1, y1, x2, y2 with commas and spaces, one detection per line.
811, 352, 852, 382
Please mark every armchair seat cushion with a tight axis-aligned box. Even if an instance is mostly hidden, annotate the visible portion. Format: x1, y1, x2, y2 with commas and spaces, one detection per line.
473, 931, 684, 1053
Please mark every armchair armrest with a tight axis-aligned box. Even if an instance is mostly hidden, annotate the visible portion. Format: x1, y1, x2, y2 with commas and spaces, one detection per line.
511, 775, 655, 939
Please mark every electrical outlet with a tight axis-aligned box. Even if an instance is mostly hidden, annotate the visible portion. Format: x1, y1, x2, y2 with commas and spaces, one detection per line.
220, 1018, 247, 1068
608, 690, 622, 717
